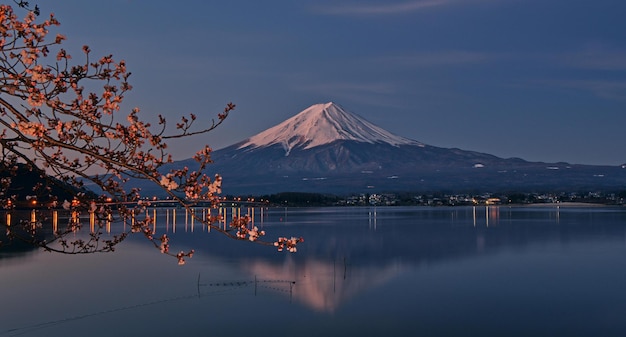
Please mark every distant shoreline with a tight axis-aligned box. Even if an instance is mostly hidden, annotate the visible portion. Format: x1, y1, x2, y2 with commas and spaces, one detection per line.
512, 202, 614, 207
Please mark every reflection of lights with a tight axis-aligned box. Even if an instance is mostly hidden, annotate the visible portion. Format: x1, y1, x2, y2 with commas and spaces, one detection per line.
153, 209, 157, 234
191, 209, 195, 233
473, 206, 499, 227
473, 206, 477, 227
369, 209, 377, 230
555, 206, 560, 223
172, 209, 176, 233
486, 206, 489, 227
489, 206, 499, 226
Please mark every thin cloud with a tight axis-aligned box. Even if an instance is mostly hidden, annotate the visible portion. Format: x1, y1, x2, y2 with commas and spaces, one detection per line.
312, 0, 452, 16
563, 48, 626, 71
298, 81, 397, 96
540, 79, 626, 101
294, 80, 404, 108
377, 50, 495, 67
532, 47, 626, 100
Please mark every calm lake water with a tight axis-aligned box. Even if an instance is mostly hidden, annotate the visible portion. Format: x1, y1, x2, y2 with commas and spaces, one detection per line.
1, 205, 626, 337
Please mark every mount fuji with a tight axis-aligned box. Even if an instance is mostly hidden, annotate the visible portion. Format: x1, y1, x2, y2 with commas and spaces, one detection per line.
166, 102, 624, 195
236, 102, 425, 155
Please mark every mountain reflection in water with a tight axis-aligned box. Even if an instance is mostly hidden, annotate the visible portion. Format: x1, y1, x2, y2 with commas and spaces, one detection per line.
243, 256, 406, 313
2, 205, 626, 337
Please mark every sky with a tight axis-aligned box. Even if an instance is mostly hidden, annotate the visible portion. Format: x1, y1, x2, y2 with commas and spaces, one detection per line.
34, 0, 626, 165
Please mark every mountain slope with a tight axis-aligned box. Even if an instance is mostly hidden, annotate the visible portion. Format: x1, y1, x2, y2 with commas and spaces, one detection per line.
164, 102, 626, 195
237, 102, 423, 155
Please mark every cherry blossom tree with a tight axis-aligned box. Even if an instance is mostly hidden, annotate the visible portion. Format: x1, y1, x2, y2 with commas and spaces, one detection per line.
0, 3, 302, 263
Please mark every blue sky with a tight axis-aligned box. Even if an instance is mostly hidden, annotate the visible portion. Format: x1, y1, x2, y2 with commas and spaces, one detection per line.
43, 0, 626, 165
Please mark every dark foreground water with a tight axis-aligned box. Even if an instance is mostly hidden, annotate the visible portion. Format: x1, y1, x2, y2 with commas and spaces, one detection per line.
1, 205, 626, 337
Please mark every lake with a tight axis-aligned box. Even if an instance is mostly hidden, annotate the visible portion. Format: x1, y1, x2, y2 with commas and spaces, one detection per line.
1, 205, 626, 337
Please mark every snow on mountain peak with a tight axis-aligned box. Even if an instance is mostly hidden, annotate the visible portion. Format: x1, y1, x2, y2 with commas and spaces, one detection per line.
238, 102, 424, 155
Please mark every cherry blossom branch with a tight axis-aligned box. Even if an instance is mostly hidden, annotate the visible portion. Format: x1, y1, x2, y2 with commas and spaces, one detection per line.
0, 4, 303, 261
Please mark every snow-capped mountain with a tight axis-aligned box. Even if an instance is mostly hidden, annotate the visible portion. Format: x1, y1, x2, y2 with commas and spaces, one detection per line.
151, 102, 626, 195
237, 102, 424, 155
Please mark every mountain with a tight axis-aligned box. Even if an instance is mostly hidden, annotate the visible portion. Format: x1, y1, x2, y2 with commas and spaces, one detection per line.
1, 163, 94, 207
164, 102, 626, 195
237, 102, 424, 154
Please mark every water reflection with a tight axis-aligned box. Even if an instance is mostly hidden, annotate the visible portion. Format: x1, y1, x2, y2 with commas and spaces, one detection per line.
368, 208, 377, 230
471, 205, 500, 227
2, 206, 626, 336
242, 256, 406, 313
198, 275, 296, 299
